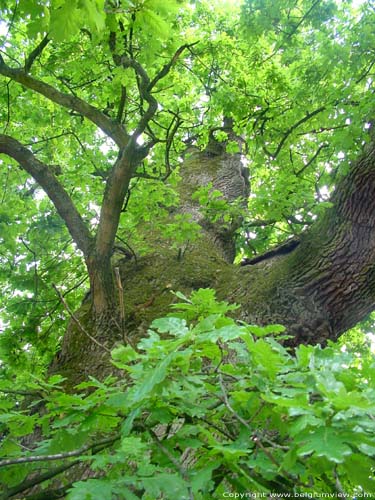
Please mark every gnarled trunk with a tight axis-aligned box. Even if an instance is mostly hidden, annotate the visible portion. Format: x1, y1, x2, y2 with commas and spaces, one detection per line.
51, 140, 375, 385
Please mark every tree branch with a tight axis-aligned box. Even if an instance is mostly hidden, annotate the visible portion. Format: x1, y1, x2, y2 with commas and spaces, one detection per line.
267, 106, 326, 158
94, 47, 194, 260
148, 42, 198, 91
0, 56, 128, 148
120, 56, 158, 141
295, 142, 329, 176
95, 149, 138, 258
94, 57, 157, 260
0, 435, 119, 467
148, 429, 193, 500
24, 35, 50, 73
116, 85, 127, 122
0, 135, 93, 256
218, 373, 252, 430
3, 461, 78, 499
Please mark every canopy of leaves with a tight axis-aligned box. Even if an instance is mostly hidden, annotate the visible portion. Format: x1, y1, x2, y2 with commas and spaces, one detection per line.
1, 289, 375, 497
0, 0, 374, 366
0, 0, 375, 495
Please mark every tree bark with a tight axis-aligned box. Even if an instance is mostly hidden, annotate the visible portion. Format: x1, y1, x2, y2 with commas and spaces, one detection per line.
50, 138, 375, 384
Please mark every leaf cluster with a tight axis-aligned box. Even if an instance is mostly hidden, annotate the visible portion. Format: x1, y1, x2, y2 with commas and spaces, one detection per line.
0, 289, 374, 498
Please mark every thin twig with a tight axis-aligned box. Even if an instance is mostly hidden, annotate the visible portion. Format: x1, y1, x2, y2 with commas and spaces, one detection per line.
0, 388, 42, 397
295, 143, 329, 176
197, 416, 235, 440
3, 81, 10, 133
0, 435, 119, 468
164, 113, 182, 180
266, 106, 326, 158
114, 267, 125, 342
218, 373, 251, 430
52, 284, 110, 353
115, 235, 137, 263
149, 429, 193, 500
20, 237, 38, 301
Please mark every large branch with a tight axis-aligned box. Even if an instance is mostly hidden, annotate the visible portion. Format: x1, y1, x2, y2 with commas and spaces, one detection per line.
94, 146, 140, 259
94, 49, 192, 260
239, 139, 375, 345
0, 56, 129, 148
0, 135, 93, 256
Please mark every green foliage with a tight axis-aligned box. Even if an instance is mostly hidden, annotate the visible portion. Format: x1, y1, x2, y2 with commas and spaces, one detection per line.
160, 214, 202, 251
192, 183, 245, 226
1, 1, 375, 495
1, 290, 375, 497
0, 0, 374, 360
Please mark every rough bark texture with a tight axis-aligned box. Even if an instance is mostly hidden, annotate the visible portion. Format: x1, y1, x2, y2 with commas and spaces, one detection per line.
235, 141, 375, 345
16, 137, 375, 499
178, 140, 250, 262
50, 139, 375, 387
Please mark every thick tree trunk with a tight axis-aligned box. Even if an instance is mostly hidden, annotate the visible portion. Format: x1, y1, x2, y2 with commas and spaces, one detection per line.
50, 139, 375, 386
237, 141, 375, 345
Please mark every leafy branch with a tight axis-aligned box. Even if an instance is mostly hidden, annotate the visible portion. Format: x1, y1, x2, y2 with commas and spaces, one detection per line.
0, 55, 128, 147
95, 45, 192, 259
264, 106, 326, 158
0, 135, 93, 255
0, 435, 119, 467
1, 461, 79, 500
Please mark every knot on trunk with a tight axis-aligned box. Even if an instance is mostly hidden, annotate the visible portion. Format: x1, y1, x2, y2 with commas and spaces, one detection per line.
179, 138, 250, 262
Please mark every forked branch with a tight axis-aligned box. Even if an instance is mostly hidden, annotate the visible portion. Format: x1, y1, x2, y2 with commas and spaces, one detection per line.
0, 135, 93, 255
0, 55, 129, 147
95, 48, 191, 258
24, 34, 50, 72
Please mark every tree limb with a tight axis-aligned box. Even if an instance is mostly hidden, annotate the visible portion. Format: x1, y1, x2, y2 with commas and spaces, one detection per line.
0, 435, 119, 467
295, 142, 329, 176
0, 56, 128, 148
94, 56, 158, 260
94, 148, 138, 259
94, 47, 194, 262
0, 135, 93, 256
266, 106, 326, 158
148, 42, 198, 91
120, 56, 158, 141
2, 461, 78, 499
116, 85, 127, 122
24, 35, 50, 73
148, 429, 193, 500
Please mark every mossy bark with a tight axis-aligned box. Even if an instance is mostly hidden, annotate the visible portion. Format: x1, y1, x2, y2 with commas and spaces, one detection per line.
51, 140, 375, 386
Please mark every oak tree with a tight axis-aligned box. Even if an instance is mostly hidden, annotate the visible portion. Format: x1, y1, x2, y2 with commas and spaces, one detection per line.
0, 0, 375, 497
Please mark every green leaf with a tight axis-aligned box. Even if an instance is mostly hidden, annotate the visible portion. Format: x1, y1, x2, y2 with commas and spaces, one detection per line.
67, 479, 113, 500
142, 473, 190, 499
342, 454, 375, 492
128, 352, 175, 403
296, 427, 352, 463
111, 344, 140, 365
151, 317, 189, 336
49, 1, 81, 42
